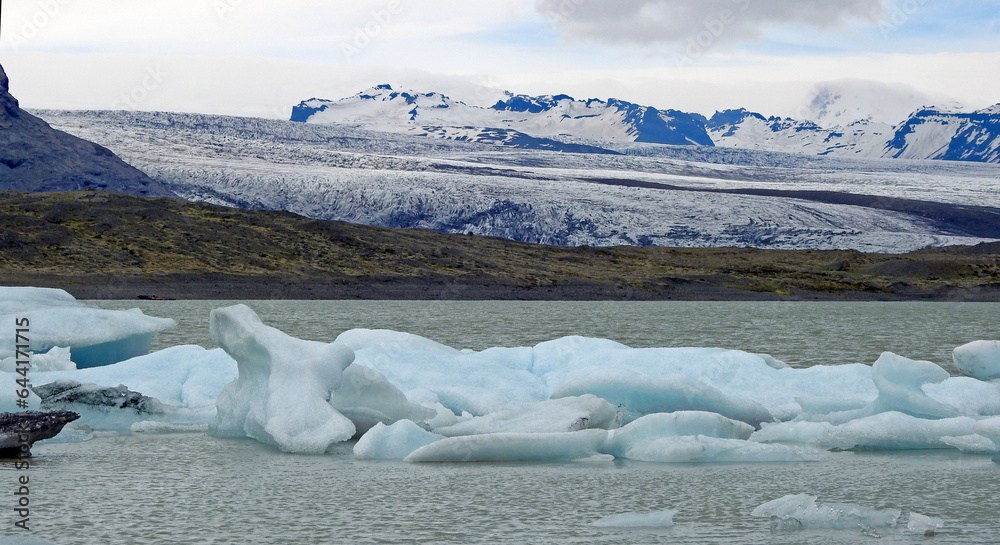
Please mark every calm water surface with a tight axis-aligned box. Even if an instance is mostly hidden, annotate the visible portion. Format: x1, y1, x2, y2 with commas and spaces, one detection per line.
5, 301, 998, 544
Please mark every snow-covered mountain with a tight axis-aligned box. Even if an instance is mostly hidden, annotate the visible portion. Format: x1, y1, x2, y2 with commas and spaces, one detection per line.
885, 106, 1000, 163
292, 84, 713, 147
293, 84, 1000, 164
706, 109, 893, 157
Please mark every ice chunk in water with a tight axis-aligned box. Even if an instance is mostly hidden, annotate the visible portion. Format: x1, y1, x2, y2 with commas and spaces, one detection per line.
354, 420, 445, 460
553, 368, 772, 428
868, 352, 959, 419
333, 364, 436, 436
752, 494, 900, 530
603, 412, 819, 463
907, 512, 944, 535
954, 340, 1000, 381
432, 395, 618, 436
819, 412, 977, 450
0, 287, 175, 368
940, 434, 997, 454
591, 510, 676, 528
404, 429, 608, 462
209, 305, 356, 454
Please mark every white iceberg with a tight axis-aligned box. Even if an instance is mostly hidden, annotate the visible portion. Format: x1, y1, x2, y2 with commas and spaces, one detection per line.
333, 363, 437, 436
553, 368, 772, 428
604, 412, 819, 463
404, 429, 609, 462
591, 509, 676, 528
354, 420, 444, 460
868, 352, 960, 419
432, 395, 618, 436
907, 512, 944, 535
209, 304, 357, 454
819, 412, 977, 450
954, 340, 1000, 381
0, 287, 175, 368
751, 494, 900, 530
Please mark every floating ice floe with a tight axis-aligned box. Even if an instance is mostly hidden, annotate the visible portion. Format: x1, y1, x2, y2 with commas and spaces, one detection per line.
33, 344, 237, 431
432, 395, 619, 436
954, 340, 1000, 381
591, 509, 677, 528
0, 287, 175, 368
907, 512, 945, 535
354, 420, 444, 460
751, 494, 901, 530
603, 412, 821, 463
209, 305, 433, 454
404, 429, 610, 462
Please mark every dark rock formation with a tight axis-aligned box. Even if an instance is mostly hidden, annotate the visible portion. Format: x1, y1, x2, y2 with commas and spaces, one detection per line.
0, 410, 80, 456
0, 63, 174, 196
34, 380, 168, 414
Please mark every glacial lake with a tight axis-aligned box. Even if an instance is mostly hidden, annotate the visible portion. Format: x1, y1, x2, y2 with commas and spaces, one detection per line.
8, 301, 1000, 544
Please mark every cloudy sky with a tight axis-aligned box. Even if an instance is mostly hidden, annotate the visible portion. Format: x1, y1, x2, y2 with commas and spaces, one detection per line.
1, 0, 998, 120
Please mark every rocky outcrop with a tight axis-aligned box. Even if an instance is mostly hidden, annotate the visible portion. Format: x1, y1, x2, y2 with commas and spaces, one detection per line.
0, 410, 80, 456
0, 63, 173, 196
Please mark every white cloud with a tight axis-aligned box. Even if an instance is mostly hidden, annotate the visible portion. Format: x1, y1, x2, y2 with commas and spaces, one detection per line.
536, 0, 887, 46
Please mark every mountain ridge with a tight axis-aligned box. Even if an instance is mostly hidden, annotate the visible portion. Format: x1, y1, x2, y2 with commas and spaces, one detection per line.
292, 84, 1000, 163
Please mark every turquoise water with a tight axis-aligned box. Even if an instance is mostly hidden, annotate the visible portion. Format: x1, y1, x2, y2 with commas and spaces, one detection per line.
5, 301, 999, 544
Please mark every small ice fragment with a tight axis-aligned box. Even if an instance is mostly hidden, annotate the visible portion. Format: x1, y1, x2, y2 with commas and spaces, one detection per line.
591, 509, 676, 528
907, 512, 944, 536
751, 494, 900, 530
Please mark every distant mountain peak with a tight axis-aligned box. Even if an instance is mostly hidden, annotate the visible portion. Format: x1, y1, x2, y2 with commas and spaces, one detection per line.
294, 86, 714, 148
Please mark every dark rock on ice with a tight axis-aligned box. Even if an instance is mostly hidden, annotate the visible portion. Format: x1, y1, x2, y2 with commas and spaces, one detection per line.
0, 410, 79, 456
34, 380, 168, 414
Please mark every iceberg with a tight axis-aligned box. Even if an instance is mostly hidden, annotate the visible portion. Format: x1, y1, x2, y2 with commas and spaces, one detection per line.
819, 412, 977, 450
604, 412, 819, 463
591, 510, 676, 528
907, 512, 944, 535
333, 363, 437, 436
751, 494, 901, 530
209, 304, 357, 454
553, 368, 772, 428
954, 340, 1000, 381
37, 344, 237, 416
404, 429, 609, 462
338, 329, 546, 416
354, 420, 444, 460
432, 395, 618, 436
867, 352, 960, 419
0, 287, 175, 368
